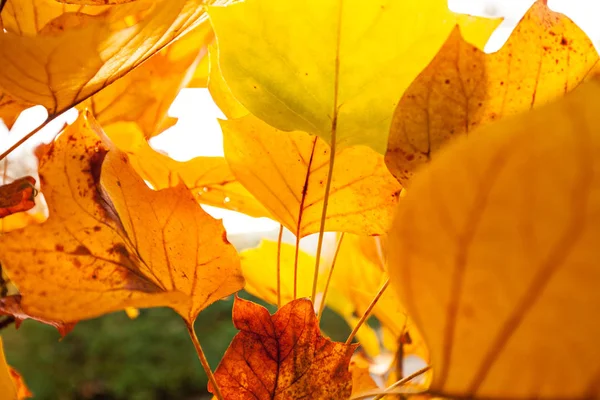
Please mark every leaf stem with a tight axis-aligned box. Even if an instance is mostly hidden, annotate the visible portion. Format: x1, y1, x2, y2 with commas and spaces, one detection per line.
316, 233, 344, 323
371, 365, 432, 400
0, 117, 52, 162
276, 224, 284, 308
345, 279, 389, 345
293, 234, 300, 300
185, 321, 224, 400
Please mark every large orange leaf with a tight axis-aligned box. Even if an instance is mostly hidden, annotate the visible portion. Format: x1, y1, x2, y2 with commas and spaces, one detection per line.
0, 0, 209, 125
388, 79, 600, 398
0, 177, 36, 218
106, 122, 270, 218
8, 367, 32, 400
210, 297, 357, 399
386, 1, 600, 185
0, 112, 244, 324
221, 114, 401, 237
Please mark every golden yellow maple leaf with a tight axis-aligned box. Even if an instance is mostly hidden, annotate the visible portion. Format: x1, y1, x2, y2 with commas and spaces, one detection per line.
0, 0, 210, 123
0, 112, 244, 324
86, 20, 214, 138
388, 78, 600, 398
209, 0, 499, 153
386, 1, 599, 185
106, 121, 270, 218
221, 114, 401, 237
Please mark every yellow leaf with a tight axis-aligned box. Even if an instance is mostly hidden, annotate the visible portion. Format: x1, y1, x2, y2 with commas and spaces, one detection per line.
388, 78, 600, 398
0, 0, 208, 119
221, 114, 401, 237
209, 0, 499, 153
0, 339, 17, 400
350, 357, 379, 397
207, 44, 248, 120
240, 240, 319, 306
386, 1, 599, 186
106, 122, 270, 218
55, 0, 138, 4
86, 20, 214, 138
0, 93, 33, 130
0, 112, 244, 324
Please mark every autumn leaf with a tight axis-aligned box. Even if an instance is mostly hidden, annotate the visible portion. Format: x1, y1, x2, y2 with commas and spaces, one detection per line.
55, 0, 137, 5
86, 20, 214, 139
387, 78, 600, 398
350, 357, 378, 397
0, 338, 19, 400
8, 367, 32, 400
210, 297, 357, 399
386, 1, 600, 185
221, 114, 401, 237
0, 295, 76, 337
0, 112, 244, 324
209, 0, 499, 153
0, 177, 36, 218
106, 121, 270, 218
207, 44, 248, 120
0, 0, 211, 123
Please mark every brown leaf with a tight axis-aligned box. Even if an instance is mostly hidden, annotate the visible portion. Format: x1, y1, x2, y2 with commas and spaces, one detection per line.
0, 112, 244, 324
0, 177, 36, 218
0, 295, 76, 337
210, 297, 357, 399
386, 1, 600, 186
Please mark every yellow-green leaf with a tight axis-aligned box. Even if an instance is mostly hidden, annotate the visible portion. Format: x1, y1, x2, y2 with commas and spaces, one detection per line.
209, 0, 499, 153
221, 114, 401, 237
386, 1, 599, 185
388, 78, 600, 399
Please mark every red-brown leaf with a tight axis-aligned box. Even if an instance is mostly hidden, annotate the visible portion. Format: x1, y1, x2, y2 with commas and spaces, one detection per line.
0, 177, 36, 219
0, 295, 76, 337
210, 297, 357, 399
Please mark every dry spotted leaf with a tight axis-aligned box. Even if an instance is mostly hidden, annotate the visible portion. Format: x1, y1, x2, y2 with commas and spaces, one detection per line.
222, 114, 401, 237
106, 122, 270, 217
240, 240, 323, 306
0, 112, 244, 324
86, 20, 214, 138
0, 295, 76, 337
388, 79, 600, 398
0, 0, 210, 123
0, 177, 36, 218
209, 0, 499, 153
210, 297, 357, 399
386, 1, 599, 185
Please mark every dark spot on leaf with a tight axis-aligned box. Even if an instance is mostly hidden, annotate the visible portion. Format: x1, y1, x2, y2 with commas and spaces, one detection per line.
405, 154, 414, 161
55, 244, 64, 252
117, 181, 121, 187
93, 226, 101, 232
89, 147, 108, 186
445, 79, 450, 84
561, 37, 568, 46
73, 245, 91, 256
108, 243, 130, 258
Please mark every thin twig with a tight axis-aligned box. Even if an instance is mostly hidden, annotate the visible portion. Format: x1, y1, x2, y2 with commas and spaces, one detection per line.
371, 365, 432, 400
276, 224, 284, 309
317, 233, 344, 322
0, 0, 7, 13
0, 117, 51, 162
293, 234, 300, 300
0, 316, 15, 330
345, 279, 389, 345
311, 0, 343, 303
185, 321, 224, 400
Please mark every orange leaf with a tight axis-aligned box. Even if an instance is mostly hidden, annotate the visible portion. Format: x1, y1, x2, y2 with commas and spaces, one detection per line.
211, 297, 357, 399
350, 358, 378, 397
0, 112, 244, 324
0, 295, 76, 337
0, 177, 36, 219
386, 1, 600, 186
8, 367, 33, 400
0, 338, 19, 400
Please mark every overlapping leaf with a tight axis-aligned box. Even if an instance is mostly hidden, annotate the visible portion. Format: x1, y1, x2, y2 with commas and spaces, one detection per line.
0, 338, 23, 400
388, 79, 600, 398
210, 297, 357, 399
209, 0, 499, 153
0, 112, 244, 324
0, 177, 36, 218
0, 0, 210, 126
0, 295, 76, 337
222, 114, 401, 237
386, 1, 600, 185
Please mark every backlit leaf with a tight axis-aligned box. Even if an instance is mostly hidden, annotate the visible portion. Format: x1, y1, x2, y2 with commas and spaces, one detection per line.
210, 297, 357, 399
55, 0, 137, 5
0, 338, 18, 400
0, 112, 244, 324
209, 0, 499, 153
388, 79, 600, 398
107, 122, 270, 218
0, 177, 36, 218
386, 1, 599, 185
350, 358, 378, 397
0, 295, 76, 337
0, 0, 209, 120
221, 114, 401, 237
8, 366, 32, 400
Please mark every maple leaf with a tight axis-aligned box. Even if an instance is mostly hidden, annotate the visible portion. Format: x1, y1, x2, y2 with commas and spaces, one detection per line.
388, 78, 600, 398
209, 0, 499, 153
0, 112, 244, 324
0, 177, 36, 218
0, 0, 210, 124
222, 114, 401, 237
0, 295, 76, 337
210, 297, 357, 399
386, 1, 600, 185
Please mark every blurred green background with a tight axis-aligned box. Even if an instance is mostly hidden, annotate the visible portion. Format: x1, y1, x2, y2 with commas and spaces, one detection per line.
2, 292, 351, 400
